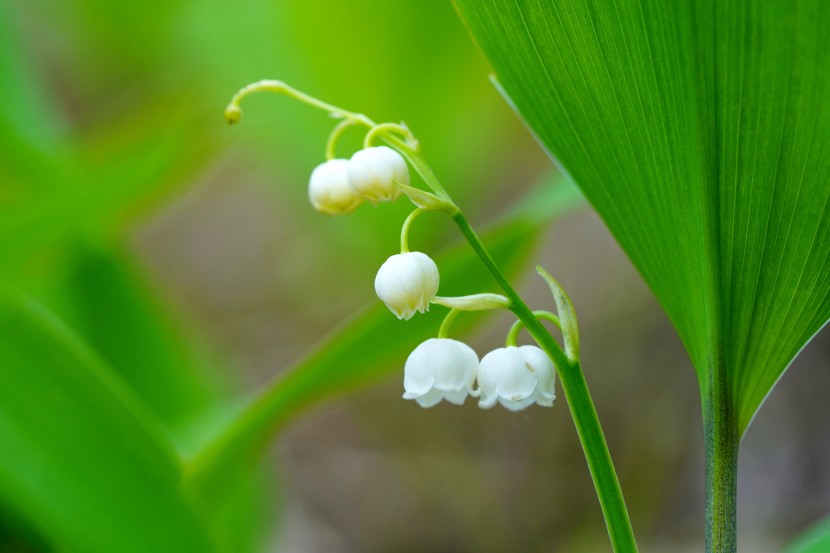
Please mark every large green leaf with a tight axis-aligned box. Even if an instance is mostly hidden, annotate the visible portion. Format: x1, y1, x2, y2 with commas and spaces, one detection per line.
0, 294, 214, 552
454, 0, 830, 436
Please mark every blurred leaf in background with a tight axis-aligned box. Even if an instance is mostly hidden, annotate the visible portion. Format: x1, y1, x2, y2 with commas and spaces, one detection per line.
785, 516, 830, 553
0, 295, 215, 553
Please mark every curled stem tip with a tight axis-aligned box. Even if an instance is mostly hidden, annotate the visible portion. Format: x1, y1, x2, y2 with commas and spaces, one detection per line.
224, 105, 242, 125
224, 79, 375, 128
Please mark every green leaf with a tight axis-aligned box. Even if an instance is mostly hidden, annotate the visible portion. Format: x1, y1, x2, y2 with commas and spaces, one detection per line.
55, 245, 218, 435
0, 294, 215, 553
784, 517, 830, 553
0, 120, 210, 279
454, 0, 830, 436
51, 245, 272, 552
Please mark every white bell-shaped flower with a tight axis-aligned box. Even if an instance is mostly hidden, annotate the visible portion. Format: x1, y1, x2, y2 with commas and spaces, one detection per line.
308, 159, 363, 215
348, 146, 409, 202
403, 338, 479, 407
374, 251, 439, 320
478, 345, 556, 411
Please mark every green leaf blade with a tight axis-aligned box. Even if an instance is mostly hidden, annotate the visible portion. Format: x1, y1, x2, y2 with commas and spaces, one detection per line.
455, 0, 830, 435
0, 295, 215, 553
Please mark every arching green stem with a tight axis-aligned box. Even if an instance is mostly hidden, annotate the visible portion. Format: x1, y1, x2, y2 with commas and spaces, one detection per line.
506, 310, 562, 347
325, 119, 359, 160
225, 80, 375, 128
400, 208, 427, 253
438, 309, 461, 338
364, 122, 417, 150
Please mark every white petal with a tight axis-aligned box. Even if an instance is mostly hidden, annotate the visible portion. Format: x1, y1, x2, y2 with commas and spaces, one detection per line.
486, 347, 537, 401
403, 342, 439, 396
535, 390, 556, 407
478, 395, 498, 409
375, 252, 439, 320
442, 389, 468, 405
414, 388, 443, 408
518, 345, 556, 399
429, 339, 478, 392
479, 346, 536, 401
499, 395, 537, 412
477, 346, 557, 411
308, 159, 363, 215
348, 146, 409, 202
477, 347, 510, 406
402, 338, 478, 407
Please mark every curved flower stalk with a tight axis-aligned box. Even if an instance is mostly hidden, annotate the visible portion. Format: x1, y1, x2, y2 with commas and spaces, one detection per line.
222, 80, 638, 553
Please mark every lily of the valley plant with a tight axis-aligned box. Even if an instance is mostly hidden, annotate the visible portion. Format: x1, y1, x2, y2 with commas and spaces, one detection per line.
225, 80, 639, 552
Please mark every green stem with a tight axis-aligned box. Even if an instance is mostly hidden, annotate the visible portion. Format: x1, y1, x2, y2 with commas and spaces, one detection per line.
325, 119, 358, 160
364, 122, 415, 149
453, 212, 638, 553
226, 80, 375, 128
704, 358, 738, 553
438, 309, 461, 338
506, 310, 562, 346
400, 208, 426, 253
376, 134, 452, 200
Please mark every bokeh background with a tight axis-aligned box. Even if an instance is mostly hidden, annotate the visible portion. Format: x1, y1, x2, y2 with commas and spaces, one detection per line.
1, 0, 828, 551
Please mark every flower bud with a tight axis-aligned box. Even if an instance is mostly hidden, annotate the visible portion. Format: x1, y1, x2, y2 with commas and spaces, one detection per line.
478, 345, 556, 411
308, 159, 364, 215
348, 146, 409, 202
374, 251, 439, 320
403, 338, 479, 407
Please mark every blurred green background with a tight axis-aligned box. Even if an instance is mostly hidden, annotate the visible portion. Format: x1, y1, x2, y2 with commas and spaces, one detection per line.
1, 0, 828, 551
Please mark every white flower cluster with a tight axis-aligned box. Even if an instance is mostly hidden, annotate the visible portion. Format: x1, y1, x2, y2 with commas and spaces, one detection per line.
308, 146, 409, 215
305, 136, 557, 413
226, 81, 569, 416
403, 339, 556, 410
